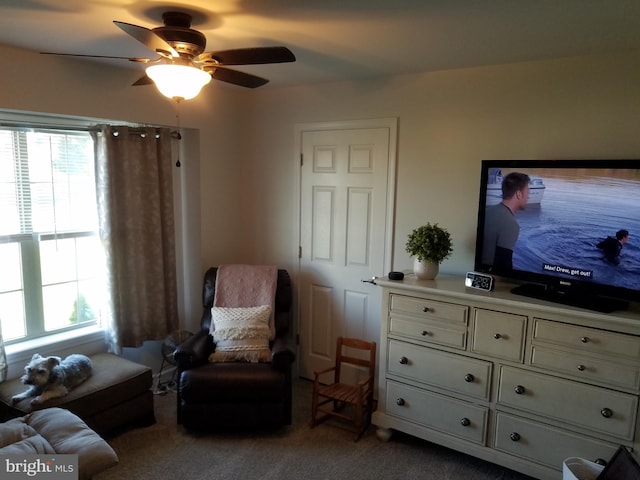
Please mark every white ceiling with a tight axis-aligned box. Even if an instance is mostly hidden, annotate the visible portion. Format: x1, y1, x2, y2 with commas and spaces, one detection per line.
2, 0, 640, 89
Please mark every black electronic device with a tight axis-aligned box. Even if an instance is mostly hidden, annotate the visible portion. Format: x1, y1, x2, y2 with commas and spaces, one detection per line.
465, 272, 494, 291
389, 271, 404, 281
473, 159, 640, 313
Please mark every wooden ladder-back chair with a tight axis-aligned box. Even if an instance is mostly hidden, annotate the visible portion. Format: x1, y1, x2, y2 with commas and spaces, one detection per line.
310, 336, 377, 441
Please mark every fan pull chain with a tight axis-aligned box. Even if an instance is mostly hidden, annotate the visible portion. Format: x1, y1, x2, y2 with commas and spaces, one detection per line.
174, 99, 182, 167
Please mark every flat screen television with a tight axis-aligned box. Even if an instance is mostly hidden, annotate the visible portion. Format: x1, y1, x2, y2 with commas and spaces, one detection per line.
474, 159, 640, 313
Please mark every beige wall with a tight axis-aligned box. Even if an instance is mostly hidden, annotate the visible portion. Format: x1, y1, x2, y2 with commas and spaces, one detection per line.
242, 51, 640, 279
2, 43, 640, 333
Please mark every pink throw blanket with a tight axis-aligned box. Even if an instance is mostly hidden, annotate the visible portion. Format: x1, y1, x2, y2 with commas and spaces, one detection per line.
214, 264, 278, 339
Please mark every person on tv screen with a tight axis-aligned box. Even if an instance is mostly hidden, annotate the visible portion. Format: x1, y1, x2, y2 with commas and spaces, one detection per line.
597, 229, 629, 265
482, 172, 530, 271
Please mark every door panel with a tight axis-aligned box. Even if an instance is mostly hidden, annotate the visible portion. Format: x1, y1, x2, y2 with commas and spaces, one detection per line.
298, 121, 396, 380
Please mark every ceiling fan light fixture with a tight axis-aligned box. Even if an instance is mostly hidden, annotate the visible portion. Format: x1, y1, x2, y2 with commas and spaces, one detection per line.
146, 64, 211, 100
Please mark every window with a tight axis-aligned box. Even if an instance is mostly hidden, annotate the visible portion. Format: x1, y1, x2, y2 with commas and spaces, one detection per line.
0, 127, 105, 344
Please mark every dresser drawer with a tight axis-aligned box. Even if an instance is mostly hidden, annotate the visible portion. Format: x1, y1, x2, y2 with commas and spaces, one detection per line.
390, 294, 468, 325
386, 380, 488, 444
531, 345, 640, 391
494, 412, 619, 470
472, 309, 526, 362
533, 319, 640, 360
389, 315, 466, 349
388, 339, 491, 400
498, 366, 638, 440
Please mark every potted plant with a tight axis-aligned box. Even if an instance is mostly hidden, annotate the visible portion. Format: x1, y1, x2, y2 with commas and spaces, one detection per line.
405, 223, 453, 279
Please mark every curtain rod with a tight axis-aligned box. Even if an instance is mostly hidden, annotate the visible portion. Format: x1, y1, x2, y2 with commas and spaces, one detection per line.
101, 126, 182, 140
0, 122, 181, 138
0, 122, 93, 132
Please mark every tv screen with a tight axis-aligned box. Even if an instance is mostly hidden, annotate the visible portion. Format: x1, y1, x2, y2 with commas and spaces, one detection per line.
474, 159, 640, 312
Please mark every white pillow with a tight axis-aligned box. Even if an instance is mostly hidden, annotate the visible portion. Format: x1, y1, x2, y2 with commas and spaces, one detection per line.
208, 305, 272, 363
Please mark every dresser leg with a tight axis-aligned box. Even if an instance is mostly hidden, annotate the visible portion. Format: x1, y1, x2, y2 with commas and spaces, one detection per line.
376, 427, 393, 442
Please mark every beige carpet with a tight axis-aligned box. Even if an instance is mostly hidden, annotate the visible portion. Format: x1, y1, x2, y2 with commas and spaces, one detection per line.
94, 379, 534, 480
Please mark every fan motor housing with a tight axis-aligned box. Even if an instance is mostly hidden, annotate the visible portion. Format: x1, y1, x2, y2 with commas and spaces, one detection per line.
153, 27, 206, 57
153, 12, 206, 58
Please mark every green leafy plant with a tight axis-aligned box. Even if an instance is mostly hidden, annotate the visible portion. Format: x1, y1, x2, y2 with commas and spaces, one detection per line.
405, 223, 453, 264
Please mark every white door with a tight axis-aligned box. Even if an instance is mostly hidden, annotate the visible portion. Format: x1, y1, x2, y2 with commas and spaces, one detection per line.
297, 119, 397, 380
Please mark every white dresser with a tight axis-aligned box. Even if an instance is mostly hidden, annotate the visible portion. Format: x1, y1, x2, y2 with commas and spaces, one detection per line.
372, 275, 640, 479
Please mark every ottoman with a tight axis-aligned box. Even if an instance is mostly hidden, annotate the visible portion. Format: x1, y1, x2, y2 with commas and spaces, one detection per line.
0, 352, 155, 436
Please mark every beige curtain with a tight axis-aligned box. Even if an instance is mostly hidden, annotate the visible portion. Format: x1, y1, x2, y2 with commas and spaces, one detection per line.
94, 126, 179, 354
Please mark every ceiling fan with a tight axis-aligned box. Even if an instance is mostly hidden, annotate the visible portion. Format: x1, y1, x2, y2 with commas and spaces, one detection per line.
42, 11, 296, 100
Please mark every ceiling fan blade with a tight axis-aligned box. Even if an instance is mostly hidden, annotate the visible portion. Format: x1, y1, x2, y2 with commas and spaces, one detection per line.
195, 46, 295, 66
41, 52, 153, 63
113, 21, 179, 58
132, 75, 154, 86
208, 67, 269, 88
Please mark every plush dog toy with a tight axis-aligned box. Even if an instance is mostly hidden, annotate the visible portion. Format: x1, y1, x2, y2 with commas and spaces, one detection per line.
11, 353, 92, 406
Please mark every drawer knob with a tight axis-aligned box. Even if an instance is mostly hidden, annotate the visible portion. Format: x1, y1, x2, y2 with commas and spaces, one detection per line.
422, 306, 430, 313
396, 398, 405, 406
399, 356, 409, 365
601, 407, 613, 418
493, 333, 502, 339
577, 364, 586, 371
460, 418, 471, 427
581, 336, 590, 343
510, 432, 521, 442
421, 330, 430, 336
464, 373, 475, 383
514, 385, 526, 395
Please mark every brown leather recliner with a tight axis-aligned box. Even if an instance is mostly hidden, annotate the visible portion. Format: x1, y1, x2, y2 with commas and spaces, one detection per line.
174, 267, 295, 431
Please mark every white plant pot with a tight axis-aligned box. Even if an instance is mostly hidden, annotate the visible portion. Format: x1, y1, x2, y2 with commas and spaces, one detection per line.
413, 258, 439, 280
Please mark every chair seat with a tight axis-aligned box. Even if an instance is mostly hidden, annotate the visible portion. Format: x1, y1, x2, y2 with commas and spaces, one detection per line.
179, 362, 285, 403
318, 383, 365, 404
